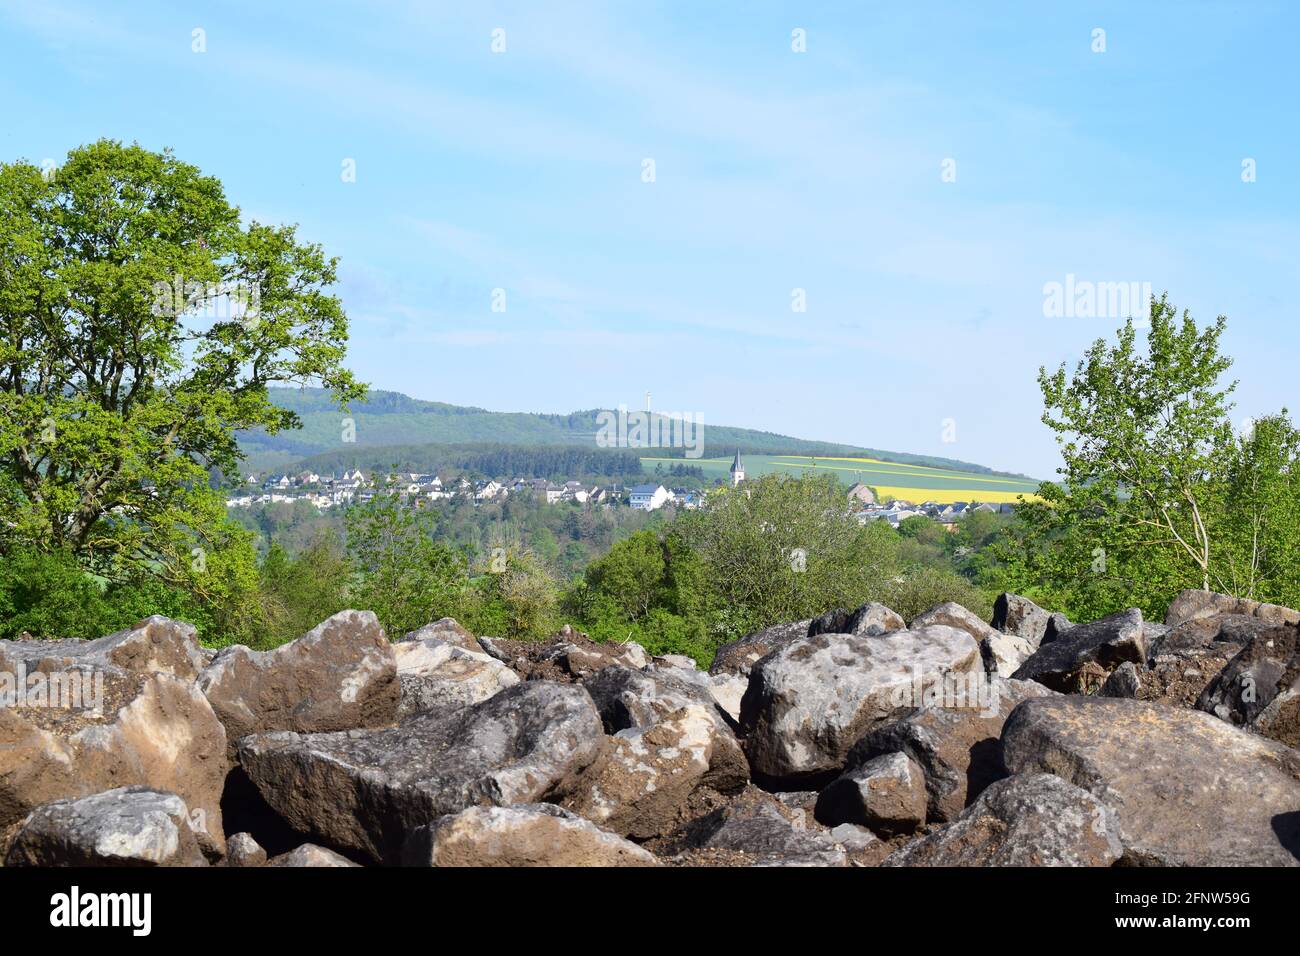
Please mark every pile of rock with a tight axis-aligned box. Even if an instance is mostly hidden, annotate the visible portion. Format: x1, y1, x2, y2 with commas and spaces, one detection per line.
2, 588, 1297, 867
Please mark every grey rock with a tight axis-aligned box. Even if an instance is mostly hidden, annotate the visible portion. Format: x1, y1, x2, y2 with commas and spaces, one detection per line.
911, 602, 997, 644
238, 680, 605, 864
883, 773, 1123, 867
1098, 661, 1142, 699
810, 602, 905, 638
393, 636, 519, 718
991, 593, 1053, 649
1002, 695, 1300, 866
582, 664, 748, 793
1011, 608, 1147, 692
198, 609, 399, 755
690, 790, 846, 867
981, 631, 1036, 678
1197, 624, 1300, 747
266, 844, 359, 867
406, 804, 658, 867
709, 619, 811, 678
847, 677, 1055, 821
740, 627, 982, 786
1165, 589, 1300, 628
5, 787, 207, 867
815, 752, 927, 835
224, 832, 267, 867
398, 617, 480, 653
564, 704, 717, 839
0, 639, 228, 860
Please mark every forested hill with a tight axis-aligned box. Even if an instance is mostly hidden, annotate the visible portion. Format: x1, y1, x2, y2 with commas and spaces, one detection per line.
236, 387, 1030, 478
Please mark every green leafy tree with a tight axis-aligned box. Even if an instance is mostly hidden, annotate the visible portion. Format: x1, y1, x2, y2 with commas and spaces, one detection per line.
0, 140, 363, 636
995, 295, 1300, 619
259, 531, 352, 646
676, 473, 901, 637
344, 487, 467, 636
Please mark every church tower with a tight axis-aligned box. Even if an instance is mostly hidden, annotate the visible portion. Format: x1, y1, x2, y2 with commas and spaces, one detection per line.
729, 449, 745, 486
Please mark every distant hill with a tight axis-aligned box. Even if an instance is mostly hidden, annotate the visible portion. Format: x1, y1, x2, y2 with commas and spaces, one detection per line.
235, 387, 1036, 481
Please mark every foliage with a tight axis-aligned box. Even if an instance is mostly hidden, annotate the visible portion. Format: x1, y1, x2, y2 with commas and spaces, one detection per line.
993, 296, 1300, 620
0, 140, 362, 636
343, 488, 467, 638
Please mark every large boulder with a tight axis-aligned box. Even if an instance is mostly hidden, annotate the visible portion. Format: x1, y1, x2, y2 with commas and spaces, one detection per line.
847, 677, 1055, 821
1165, 589, 1300, 628
4, 787, 208, 867
238, 681, 605, 864
564, 705, 715, 839
582, 664, 748, 793
1011, 608, 1147, 692
991, 593, 1052, 649
405, 804, 658, 867
1002, 695, 1300, 866
0, 629, 228, 858
709, 619, 811, 678
814, 752, 927, 835
1197, 624, 1300, 747
393, 636, 519, 718
883, 773, 1123, 867
198, 610, 399, 755
686, 788, 846, 867
740, 626, 982, 786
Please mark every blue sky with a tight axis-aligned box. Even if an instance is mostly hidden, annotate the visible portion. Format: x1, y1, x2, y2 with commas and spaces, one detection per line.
2, 1, 1296, 479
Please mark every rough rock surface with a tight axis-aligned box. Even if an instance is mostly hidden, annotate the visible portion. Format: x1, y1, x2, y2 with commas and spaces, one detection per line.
848, 677, 1055, 821
981, 631, 1035, 678
709, 673, 747, 723
224, 832, 267, 867
582, 664, 748, 793
809, 602, 905, 638
1197, 624, 1300, 747
709, 619, 811, 678
198, 609, 399, 753
814, 752, 927, 835
265, 844, 360, 867
477, 626, 649, 682
911, 602, 998, 644
1097, 661, 1142, 698
4, 786, 207, 867
883, 773, 1123, 867
1002, 695, 1300, 866
238, 681, 605, 864
0, 631, 228, 858
686, 787, 846, 867
1012, 608, 1147, 692
991, 593, 1052, 649
405, 804, 658, 867
741, 626, 983, 785
399, 618, 481, 653
393, 636, 519, 718
565, 705, 715, 838
1166, 589, 1300, 628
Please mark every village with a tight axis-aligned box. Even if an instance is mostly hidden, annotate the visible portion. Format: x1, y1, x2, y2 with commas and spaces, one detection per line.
224, 452, 1019, 526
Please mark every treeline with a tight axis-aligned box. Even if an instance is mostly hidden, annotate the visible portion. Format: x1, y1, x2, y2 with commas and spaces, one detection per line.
286, 443, 646, 481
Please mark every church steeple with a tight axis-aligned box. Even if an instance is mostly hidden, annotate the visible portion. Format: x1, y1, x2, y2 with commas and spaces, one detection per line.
729, 449, 745, 486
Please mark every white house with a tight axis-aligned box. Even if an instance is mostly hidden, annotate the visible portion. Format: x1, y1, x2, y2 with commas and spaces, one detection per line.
629, 483, 671, 511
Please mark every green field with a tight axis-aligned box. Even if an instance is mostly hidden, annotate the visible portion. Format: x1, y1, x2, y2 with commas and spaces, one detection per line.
641, 455, 1043, 504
